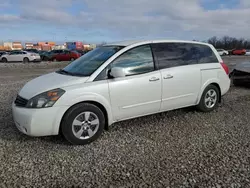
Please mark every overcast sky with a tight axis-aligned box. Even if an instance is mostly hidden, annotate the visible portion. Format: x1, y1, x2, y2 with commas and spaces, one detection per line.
0, 0, 250, 43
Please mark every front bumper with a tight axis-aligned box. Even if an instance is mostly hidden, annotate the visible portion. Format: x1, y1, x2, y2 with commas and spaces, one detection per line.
12, 103, 68, 137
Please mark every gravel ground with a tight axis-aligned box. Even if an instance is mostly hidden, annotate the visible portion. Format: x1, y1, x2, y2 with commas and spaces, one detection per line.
0, 57, 250, 187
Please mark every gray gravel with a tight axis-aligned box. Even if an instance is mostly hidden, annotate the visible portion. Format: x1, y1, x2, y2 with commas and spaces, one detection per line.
0, 57, 250, 187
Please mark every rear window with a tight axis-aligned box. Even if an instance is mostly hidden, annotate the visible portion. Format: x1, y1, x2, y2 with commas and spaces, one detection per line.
151, 43, 219, 69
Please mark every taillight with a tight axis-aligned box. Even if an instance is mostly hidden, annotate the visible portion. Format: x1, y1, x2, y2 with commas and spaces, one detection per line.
220, 61, 229, 75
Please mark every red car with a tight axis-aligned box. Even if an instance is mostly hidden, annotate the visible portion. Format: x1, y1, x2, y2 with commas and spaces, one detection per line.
53, 51, 81, 61
232, 49, 246, 55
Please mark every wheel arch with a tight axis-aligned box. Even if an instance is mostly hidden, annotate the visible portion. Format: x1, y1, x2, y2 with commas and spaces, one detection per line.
1, 57, 7, 61
59, 100, 111, 135
197, 81, 222, 104
210, 83, 221, 103
23, 57, 30, 61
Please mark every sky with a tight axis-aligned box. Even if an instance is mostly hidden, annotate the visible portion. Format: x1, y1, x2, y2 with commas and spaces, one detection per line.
0, 0, 250, 44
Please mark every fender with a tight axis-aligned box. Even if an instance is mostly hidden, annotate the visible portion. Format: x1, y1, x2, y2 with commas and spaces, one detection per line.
52, 92, 114, 135
196, 78, 221, 104
63, 92, 113, 125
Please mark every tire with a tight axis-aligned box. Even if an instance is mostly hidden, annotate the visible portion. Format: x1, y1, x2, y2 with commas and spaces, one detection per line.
197, 84, 220, 112
53, 58, 57, 62
23, 57, 29, 63
61, 103, 105, 145
70, 58, 75, 61
1, 58, 7, 63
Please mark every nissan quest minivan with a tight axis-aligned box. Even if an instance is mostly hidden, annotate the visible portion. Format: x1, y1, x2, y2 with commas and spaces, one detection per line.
12, 40, 230, 145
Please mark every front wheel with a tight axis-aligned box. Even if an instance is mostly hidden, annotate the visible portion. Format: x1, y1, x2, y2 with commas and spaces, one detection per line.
70, 58, 75, 61
1, 58, 7, 63
23, 57, 29, 63
61, 103, 105, 145
197, 85, 220, 112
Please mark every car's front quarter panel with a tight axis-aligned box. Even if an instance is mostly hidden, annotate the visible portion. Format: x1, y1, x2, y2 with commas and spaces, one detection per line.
54, 80, 114, 125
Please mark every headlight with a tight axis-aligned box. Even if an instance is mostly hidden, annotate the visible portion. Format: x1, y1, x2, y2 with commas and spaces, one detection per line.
26, 88, 65, 108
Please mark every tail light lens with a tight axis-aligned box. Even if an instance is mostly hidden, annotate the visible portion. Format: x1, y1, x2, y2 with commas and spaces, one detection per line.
220, 61, 229, 75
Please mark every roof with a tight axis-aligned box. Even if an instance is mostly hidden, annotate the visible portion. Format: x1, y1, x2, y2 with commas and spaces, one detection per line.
106, 40, 145, 46
105, 39, 211, 47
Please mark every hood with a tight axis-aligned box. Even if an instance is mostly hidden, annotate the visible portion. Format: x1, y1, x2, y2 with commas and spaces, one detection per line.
19, 72, 89, 99
234, 62, 250, 73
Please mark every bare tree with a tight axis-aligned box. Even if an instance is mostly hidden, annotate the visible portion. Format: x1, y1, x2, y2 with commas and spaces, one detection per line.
207, 36, 250, 50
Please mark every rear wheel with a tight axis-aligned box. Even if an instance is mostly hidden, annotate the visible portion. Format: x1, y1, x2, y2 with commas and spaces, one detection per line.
197, 85, 220, 112
23, 57, 29, 63
70, 58, 75, 61
1, 58, 7, 63
61, 103, 105, 145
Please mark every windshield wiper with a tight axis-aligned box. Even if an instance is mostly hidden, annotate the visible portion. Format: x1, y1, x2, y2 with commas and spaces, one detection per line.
56, 69, 86, 77
57, 69, 74, 75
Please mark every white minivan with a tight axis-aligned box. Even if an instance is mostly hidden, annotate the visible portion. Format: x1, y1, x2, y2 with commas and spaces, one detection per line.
12, 40, 230, 145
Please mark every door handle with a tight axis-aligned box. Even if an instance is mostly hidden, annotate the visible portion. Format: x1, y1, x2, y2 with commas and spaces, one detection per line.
163, 75, 173, 79
149, 77, 160, 81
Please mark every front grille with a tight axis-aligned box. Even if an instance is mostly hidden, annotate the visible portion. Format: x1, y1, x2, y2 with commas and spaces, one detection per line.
14, 95, 28, 107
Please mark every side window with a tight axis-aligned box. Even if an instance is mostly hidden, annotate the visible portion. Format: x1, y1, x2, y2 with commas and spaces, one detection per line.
94, 45, 155, 81
196, 44, 218, 64
152, 43, 218, 69
111, 45, 155, 76
152, 43, 190, 69
10, 52, 17, 55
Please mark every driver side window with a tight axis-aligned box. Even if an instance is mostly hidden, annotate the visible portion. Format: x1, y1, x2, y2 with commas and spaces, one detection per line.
111, 45, 155, 77
95, 45, 155, 81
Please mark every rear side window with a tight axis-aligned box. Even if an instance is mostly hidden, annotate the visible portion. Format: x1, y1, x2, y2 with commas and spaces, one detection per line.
151, 43, 218, 69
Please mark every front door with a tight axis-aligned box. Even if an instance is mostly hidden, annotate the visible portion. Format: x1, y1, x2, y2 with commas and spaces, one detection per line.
151, 42, 201, 111
108, 44, 162, 121
7, 52, 17, 61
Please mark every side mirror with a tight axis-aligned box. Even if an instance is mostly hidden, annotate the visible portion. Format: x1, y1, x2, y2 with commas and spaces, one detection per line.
109, 67, 125, 78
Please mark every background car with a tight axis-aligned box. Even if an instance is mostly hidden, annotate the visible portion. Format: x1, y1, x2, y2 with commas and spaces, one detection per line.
52, 50, 81, 61
245, 49, 250, 56
1, 50, 41, 63
232, 49, 246, 55
39, 50, 63, 61
230, 61, 250, 87
74, 49, 85, 56
216, 49, 229, 56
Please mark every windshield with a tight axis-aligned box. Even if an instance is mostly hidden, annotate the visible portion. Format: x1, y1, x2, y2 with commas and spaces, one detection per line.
61, 45, 124, 76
